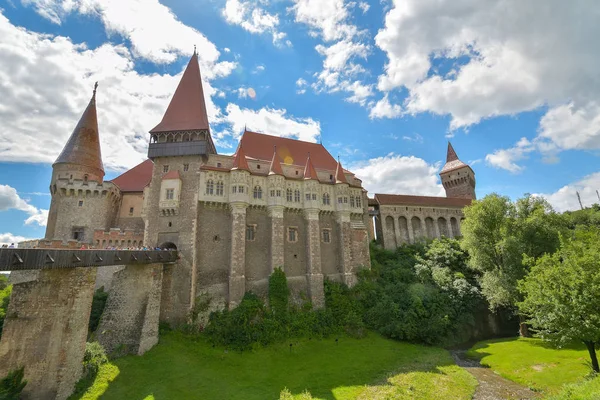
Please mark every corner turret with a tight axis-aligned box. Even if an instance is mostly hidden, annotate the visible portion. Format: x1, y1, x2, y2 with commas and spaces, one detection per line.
439, 142, 476, 200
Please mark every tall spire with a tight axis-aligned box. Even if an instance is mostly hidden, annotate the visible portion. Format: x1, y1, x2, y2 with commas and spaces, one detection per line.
54, 82, 104, 175
447, 142, 459, 162
150, 53, 210, 133
232, 144, 250, 171
304, 153, 318, 180
335, 157, 347, 184
269, 147, 284, 176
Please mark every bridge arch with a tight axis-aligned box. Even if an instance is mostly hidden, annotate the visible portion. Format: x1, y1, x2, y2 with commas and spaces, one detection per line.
159, 241, 178, 250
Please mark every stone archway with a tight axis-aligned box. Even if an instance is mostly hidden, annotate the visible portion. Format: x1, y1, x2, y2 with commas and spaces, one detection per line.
425, 217, 435, 239
450, 217, 460, 237
411, 216, 423, 241
398, 216, 409, 243
385, 216, 397, 249
159, 241, 178, 250
438, 217, 449, 237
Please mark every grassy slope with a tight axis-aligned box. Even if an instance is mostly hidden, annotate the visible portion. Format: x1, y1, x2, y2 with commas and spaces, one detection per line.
79, 332, 475, 400
467, 337, 595, 395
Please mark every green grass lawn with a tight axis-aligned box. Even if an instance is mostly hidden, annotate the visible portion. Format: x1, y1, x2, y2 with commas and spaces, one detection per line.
467, 337, 597, 396
77, 331, 476, 400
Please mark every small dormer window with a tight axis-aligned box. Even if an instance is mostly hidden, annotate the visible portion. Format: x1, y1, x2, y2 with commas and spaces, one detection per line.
84, 175, 88, 183
217, 162, 222, 168
257, 164, 261, 169
163, 165, 169, 173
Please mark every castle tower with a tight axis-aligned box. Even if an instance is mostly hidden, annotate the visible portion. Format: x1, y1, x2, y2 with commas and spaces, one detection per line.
440, 142, 476, 200
144, 50, 217, 322
45, 83, 119, 242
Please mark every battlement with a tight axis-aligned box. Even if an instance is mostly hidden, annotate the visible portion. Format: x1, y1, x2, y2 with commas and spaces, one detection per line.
18, 239, 87, 249
93, 228, 145, 248
51, 178, 121, 201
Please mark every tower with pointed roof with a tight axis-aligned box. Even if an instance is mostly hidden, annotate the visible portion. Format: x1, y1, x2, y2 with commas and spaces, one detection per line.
439, 142, 476, 200
46, 84, 121, 242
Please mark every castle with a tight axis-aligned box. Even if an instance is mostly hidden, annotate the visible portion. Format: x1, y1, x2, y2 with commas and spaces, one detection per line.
43, 51, 475, 323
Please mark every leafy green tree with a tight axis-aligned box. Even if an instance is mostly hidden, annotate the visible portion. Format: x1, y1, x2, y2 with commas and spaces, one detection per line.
518, 227, 600, 372
461, 194, 566, 335
0, 275, 8, 290
0, 284, 12, 339
0, 367, 27, 400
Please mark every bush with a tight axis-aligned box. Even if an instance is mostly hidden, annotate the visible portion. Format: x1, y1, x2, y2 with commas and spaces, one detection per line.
269, 268, 289, 316
70, 342, 108, 399
88, 288, 108, 334
0, 285, 12, 340
0, 367, 27, 400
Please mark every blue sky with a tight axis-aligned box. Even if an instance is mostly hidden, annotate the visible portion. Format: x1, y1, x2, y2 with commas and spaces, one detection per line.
1, 0, 599, 245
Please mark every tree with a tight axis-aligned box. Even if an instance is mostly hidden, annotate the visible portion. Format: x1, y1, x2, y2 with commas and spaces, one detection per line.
461, 194, 566, 335
518, 227, 600, 372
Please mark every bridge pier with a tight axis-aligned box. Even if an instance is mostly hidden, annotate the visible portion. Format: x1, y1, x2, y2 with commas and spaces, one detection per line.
96, 263, 164, 355
0, 268, 96, 400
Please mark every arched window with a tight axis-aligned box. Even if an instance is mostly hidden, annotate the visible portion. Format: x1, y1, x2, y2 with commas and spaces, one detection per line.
294, 189, 301, 202
322, 193, 330, 205
206, 179, 214, 195
84, 175, 88, 183
286, 188, 293, 202
216, 181, 224, 196
253, 186, 262, 199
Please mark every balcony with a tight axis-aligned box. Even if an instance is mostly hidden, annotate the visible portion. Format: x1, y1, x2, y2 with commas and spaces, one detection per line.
148, 141, 209, 158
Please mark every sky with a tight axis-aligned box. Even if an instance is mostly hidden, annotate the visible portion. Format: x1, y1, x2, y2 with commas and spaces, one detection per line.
1, 0, 599, 245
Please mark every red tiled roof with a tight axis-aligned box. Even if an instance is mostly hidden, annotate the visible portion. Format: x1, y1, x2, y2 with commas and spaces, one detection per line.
200, 165, 230, 172
162, 170, 181, 180
335, 159, 347, 184
150, 53, 210, 133
110, 159, 153, 192
239, 130, 337, 170
304, 154, 318, 180
54, 88, 104, 174
232, 145, 250, 171
374, 193, 472, 208
269, 149, 284, 176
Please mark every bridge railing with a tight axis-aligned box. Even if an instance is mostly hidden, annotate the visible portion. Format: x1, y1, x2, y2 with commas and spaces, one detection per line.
0, 248, 178, 271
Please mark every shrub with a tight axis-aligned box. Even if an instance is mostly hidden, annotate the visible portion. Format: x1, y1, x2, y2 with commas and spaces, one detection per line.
88, 288, 108, 333
70, 342, 108, 399
269, 268, 289, 316
0, 285, 12, 340
0, 367, 27, 400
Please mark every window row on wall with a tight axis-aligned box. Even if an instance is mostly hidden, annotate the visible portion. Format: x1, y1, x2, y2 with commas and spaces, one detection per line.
205, 180, 362, 208
245, 225, 332, 243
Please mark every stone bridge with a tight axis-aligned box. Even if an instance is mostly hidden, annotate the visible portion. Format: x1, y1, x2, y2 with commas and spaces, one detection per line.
0, 248, 178, 400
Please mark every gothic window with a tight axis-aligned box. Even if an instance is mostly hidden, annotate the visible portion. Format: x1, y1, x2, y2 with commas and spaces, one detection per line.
356, 196, 362, 208
294, 189, 301, 202
216, 181, 224, 196
350, 196, 355, 207
239, 186, 244, 193
312, 193, 317, 201
286, 189, 293, 202
183, 164, 189, 172
270, 189, 275, 197
165, 189, 174, 200
253, 186, 263, 199
305, 193, 311, 201
338, 197, 343, 204
344, 197, 348, 204
163, 165, 169, 173
276, 190, 281, 197
246, 225, 256, 241
323, 193, 330, 205
322, 229, 331, 243
288, 227, 298, 243
206, 180, 214, 195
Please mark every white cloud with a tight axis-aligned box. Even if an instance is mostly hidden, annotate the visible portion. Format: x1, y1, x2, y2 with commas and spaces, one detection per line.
222, 0, 289, 46
374, 0, 600, 144
296, 77, 307, 94
290, 0, 359, 42
538, 102, 600, 151
0, 184, 48, 227
402, 133, 424, 143
350, 153, 444, 196
358, 2, 370, 13
22, 0, 223, 64
236, 87, 248, 99
253, 64, 266, 73
369, 95, 402, 119
316, 40, 368, 72
223, 47, 231, 53
485, 137, 535, 173
224, 104, 321, 143
0, 12, 232, 171
536, 172, 600, 212
0, 233, 34, 247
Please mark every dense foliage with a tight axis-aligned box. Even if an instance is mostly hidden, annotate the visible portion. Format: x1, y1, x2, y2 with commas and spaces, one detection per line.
69, 342, 109, 399
0, 283, 11, 340
0, 367, 26, 400
88, 287, 108, 334
563, 203, 600, 229
518, 227, 600, 372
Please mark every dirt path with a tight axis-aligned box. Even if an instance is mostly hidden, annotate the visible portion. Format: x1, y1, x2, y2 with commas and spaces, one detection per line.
451, 350, 540, 400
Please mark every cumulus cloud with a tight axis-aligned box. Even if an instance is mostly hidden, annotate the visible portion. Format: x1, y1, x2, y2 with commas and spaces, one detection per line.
22, 0, 223, 64
349, 153, 444, 196
296, 77, 308, 94
369, 95, 402, 119
485, 137, 535, 173
222, 0, 289, 46
224, 104, 321, 143
0, 233, 34, 247
536, 172, 600, 212
0, 184, 48, 227
374, 0, 600, 151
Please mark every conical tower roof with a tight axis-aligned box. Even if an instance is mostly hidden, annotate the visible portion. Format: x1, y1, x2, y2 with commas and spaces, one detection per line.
269, 147, 284, 176
150, 51, 210, 133
232, 145, 250, 171
54, 83, 104, 174
335, 158, 347, 184
304, 154, 318, 180
441, 142, 469, 173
